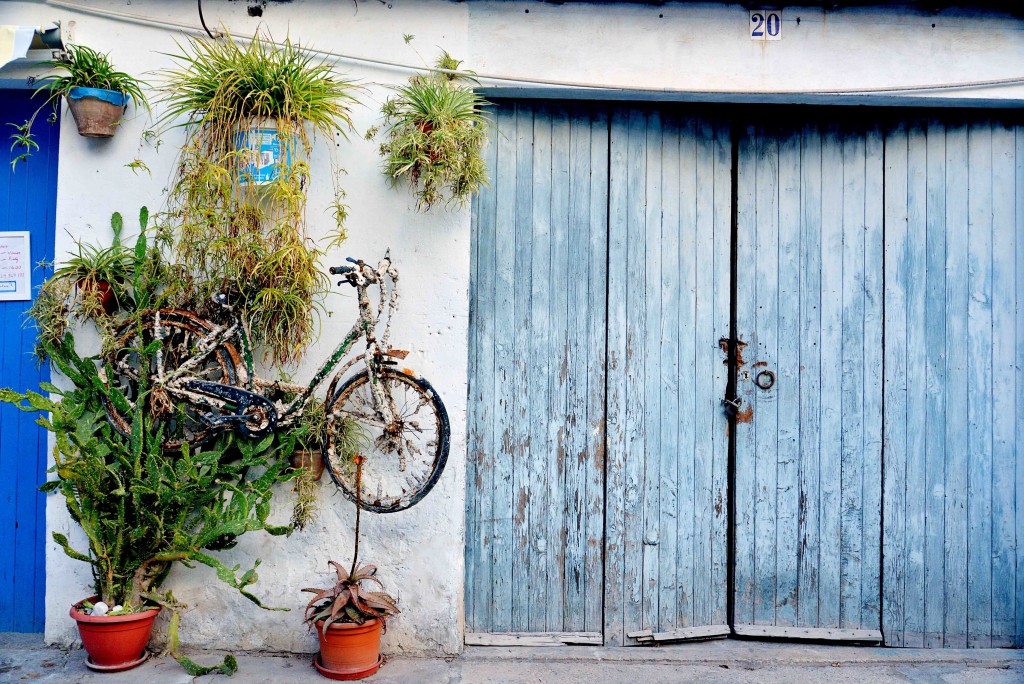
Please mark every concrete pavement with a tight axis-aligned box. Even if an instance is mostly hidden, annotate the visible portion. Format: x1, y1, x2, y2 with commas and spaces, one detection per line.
2, 633, 1022, 683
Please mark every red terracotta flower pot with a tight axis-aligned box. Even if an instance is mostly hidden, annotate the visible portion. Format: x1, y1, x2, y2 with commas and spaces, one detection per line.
71, 596, 160, 670
314, 618, 383, 680
76, 279, 118, 316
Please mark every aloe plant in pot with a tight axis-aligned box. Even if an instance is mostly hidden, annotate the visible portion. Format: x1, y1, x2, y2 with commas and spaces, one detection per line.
303, 457, 399, 679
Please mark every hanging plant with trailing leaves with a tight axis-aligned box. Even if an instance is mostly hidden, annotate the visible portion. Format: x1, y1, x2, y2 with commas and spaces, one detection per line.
369, 51, 491, 211
158, 32, 359, 365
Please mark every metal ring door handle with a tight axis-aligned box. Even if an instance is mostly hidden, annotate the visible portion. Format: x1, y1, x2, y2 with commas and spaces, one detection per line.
755, 369, 776, 390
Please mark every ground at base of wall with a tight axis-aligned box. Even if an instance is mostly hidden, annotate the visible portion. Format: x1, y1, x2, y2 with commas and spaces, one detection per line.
1, 636, 1021, 683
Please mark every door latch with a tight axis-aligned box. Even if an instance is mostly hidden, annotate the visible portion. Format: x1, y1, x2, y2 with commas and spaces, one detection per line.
722, 396, 742, 417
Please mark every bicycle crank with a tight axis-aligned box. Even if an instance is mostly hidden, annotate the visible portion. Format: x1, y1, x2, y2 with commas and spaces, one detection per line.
183, 380, 279, 438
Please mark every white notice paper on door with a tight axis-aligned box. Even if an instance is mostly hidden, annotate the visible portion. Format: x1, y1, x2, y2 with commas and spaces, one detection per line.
0, 232, 31, 301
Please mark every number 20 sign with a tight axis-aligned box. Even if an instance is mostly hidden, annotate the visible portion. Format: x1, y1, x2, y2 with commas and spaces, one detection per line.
750, 10, 782, 41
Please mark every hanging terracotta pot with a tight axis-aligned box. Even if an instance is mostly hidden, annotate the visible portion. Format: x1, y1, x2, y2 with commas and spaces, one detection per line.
290, 448, 325, 481
70, 596, 160, 672
66, 87, 129, 138
313, 618, 383, 680
76, 279, 118, 316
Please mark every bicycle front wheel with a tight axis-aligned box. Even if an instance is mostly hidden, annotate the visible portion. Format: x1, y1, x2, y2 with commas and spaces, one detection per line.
324, 368, 450, 513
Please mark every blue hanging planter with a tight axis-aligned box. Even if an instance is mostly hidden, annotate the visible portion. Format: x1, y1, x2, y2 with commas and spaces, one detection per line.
66, 87, 130, 138
234, 120, 293, 185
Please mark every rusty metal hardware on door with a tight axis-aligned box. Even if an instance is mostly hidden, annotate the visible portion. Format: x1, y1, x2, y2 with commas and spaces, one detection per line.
755, 369, 776, 390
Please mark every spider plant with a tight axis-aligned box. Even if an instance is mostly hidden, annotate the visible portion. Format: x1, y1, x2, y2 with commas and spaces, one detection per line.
158, 32, 359, 366
29, 209, 141, 361
370, 51, 491, 211
9, 45, 148, 168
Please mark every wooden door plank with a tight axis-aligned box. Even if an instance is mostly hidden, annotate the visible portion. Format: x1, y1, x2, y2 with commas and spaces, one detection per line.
942, 121, 970, 648
840, 128, 868, 632
709, 119, 733, 628
563, 109, 591, 630
775, 125, 802, 628
526, 104, 553, 634
659, 112, 682, 632
882, 122, 909, 646
796, 122, 823, 629
818, 122, 845, 631
733, 122, 758, 626
922, 119, 947, 648
584, 108, 609, 634
673, 112, 696, 631
490, 104, 518, 633
629, 624, 731, 642
990, 119, 1017, 648
604, 108, 630, 646
465, 632, 603, 646
622, 107, 648, 639
546, 106, 572, 633
1, 93, 33, 632
466, 104, 501, 633
640, 109, 664, 634
860, 123, 884, 633
901, 121, 928, 646
966, 120, 994, 649
510, 103, 534, 632
1016, 123, 1024, 649
753, 125, 780, 627
733, 625, 882, 642
691, 116, 714, 629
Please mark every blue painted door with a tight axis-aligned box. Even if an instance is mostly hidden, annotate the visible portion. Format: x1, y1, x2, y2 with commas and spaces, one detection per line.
733, 116, 884, 638
881, 116, 1024, 648
468, 102, 1024, 649
0, 90, 59, 632
466, 103, 731, 644
465, 102, 609, 641
604, 108, 731, 644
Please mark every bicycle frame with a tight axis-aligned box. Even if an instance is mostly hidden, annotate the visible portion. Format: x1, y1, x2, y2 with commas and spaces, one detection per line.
156, 256, 398, 434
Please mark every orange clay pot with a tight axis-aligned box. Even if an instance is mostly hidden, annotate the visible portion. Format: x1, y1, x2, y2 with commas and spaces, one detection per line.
71, 596, 160, 670
314, 618, 383, 679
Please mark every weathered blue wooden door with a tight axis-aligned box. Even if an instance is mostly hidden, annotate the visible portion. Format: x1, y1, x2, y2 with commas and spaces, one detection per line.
465, 101, 609, 644
881, 116, 1024, 648
0, 90, 59, 632
466, 102, 731, 644
732, 116, 885, 639
604, 108, 731, 645
468, 101, 1024, 649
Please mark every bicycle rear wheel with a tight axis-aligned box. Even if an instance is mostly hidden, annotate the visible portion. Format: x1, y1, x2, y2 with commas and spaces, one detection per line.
104, 309, 243, 450
323, 368, 450, 513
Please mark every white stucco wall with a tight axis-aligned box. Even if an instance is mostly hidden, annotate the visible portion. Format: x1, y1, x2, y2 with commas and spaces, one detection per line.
0, 0, 1021, 656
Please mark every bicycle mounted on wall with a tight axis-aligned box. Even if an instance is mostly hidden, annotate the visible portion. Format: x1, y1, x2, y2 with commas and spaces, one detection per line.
101, 252, 450, 513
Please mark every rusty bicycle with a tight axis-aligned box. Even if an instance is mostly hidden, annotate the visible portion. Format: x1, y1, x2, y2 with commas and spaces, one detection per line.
101, 253, 450, 513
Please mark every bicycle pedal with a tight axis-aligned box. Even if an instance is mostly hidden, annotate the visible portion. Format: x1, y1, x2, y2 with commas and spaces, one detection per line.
382, 349, 409, 360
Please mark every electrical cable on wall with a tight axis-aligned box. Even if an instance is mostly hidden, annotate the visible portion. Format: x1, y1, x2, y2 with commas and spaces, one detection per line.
44, 0, 1024, 97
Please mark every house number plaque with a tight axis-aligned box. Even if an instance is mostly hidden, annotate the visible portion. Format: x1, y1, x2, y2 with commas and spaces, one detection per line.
750, 10, 783, 41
